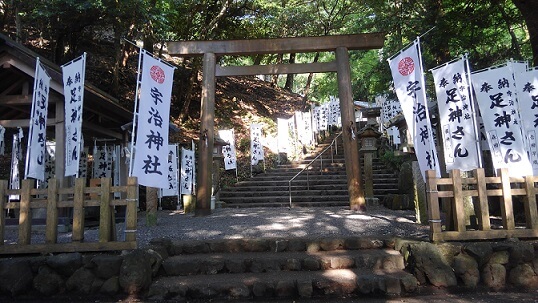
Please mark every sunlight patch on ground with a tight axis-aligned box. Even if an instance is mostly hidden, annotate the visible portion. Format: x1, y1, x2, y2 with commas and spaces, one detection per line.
396, 217, 414, 223
346, 214, 374, 220
258, 223, 287, 230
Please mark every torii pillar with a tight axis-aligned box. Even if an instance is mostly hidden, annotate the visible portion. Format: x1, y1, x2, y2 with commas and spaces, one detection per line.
336, 47, 366, 211
167, 33, 384, 215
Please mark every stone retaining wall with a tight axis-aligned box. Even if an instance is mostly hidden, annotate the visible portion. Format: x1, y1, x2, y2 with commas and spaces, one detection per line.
0, 238, 537, 300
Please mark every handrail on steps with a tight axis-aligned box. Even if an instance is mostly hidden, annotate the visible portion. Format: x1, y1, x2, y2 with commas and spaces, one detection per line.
288, 132, 342, 208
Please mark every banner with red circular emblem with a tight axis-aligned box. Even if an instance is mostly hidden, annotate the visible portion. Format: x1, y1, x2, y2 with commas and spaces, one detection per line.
132, 50, 175, 188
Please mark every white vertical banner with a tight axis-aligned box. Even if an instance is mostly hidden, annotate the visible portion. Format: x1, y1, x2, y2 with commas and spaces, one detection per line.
62, 53, 86, 177
329, 96, 341, 127
250, 123, 264, 165
378, 95, 402, 145
514, 67, 538, 175
277, 118, 290, 153
431, 57, 480, 172
218, 129, 237, 170
37, 141, 56, 190
161, 144, 179, 196
471, 65, 532, 177
388, 39, 441, 180
25, 58, 51, 181
131, 50, 175, 187
78, 146, 89, 178
180, 147, 194, 195
0, 125, 5, 155
319, 103, 328, 131
295, 111, 305, 145
93, 145, 113, 178
302, 111, 314, 147
10, 134, 21, 200
312, 106, 320, 133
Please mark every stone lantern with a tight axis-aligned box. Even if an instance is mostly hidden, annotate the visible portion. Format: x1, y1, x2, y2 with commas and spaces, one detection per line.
212, 134, 228, 209
358, 123, 382, 199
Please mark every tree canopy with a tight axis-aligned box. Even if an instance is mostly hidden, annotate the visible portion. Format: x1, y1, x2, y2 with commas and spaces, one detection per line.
0, 0, 534, 114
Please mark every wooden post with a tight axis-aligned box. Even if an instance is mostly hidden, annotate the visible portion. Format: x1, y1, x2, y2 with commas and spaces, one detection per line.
196, 52, 216, 216
335, 47, 365, 211
499, 168, 515, 230
0, 180, 7, 245
524, 175, 538, 229
146, 186, 158, 226
55, 98, 67, 217
475, 168, 491, 231
45, 178, 59, 244
363, 152, 374, 198
125, 177, 138, 243
99, 177, 112, 242
450, 169, 466, 232
72, 178, 85, 242
19, 179, 34, 245
426, 169, 443, 241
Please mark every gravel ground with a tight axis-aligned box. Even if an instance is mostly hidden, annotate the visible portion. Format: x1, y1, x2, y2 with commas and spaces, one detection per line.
4, 206, 430, 248
134, 205, 430, 248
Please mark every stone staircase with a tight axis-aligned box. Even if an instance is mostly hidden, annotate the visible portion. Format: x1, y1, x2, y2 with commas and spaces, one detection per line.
147, 237, 418, 301
219, 134, 399, 208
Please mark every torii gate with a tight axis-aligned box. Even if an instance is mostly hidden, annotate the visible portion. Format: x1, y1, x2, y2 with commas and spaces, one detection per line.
167, 33, 385, 215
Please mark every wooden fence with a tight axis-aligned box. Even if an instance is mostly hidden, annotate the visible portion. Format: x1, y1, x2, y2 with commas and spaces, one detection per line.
426, 168, 538, 242
0, 177, 138, 254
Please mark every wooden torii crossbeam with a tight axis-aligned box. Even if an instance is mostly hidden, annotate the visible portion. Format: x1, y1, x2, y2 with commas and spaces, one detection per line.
167, 33, 385, 215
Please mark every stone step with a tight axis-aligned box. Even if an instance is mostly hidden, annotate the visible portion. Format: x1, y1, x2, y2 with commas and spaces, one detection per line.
220, 194, 350, 204
224, 201, 350, 208
220, 189, 349, 198
231, 178, 348, 187
161, 249, 404, 276
147, 268, 417, 300
221, 184, 348, 192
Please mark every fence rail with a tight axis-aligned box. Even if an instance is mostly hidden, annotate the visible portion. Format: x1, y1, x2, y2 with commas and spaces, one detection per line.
0, 177, 138, 254
426, 168, 538, 242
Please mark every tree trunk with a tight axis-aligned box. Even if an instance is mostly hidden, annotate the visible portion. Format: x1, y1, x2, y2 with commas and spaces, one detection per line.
301, 52, 320, 110
284, 53, 296, 91
512, 0, 538, 65
178, 59, 201, 123
271, 54, 284, 87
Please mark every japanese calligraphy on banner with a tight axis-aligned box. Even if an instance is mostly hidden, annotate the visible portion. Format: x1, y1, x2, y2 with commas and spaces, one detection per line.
471, 65, 532, 177
250, 124, 264, 165
218, 129, 237, 170
431, 57, 480, 172
312, 107, 320, 133
0, 125, 5, 155
132, 50, 175, 187
61, 53, 86, 177
388, 39, 441, 180
328, 96, 341, 127
78, 147, 88, 178
302, 111, 314, 146
161, 144, 179, 196
295, 111, 305, 145
319, 104, 328, 131
10, 134, 21, 200
93, 145, 113, 178
377, 95, 402, 145
180, 147, 194, 195
514, 67, 538, 175
25, 58, 51, 181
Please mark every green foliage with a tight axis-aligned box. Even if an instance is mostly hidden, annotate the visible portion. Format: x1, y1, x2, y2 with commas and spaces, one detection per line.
379, 150, 410, 172
3, 0, 536, 109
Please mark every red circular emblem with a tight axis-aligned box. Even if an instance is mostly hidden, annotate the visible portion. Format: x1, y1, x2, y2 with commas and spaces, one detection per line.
150, 65, 165, 84
398, 57, 415, 76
